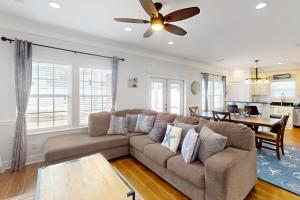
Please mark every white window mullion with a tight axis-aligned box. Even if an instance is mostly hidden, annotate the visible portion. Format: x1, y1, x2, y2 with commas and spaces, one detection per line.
72, 66, 79, 127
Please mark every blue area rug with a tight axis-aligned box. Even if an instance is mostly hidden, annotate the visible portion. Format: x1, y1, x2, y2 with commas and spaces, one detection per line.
257, 145, 300, 196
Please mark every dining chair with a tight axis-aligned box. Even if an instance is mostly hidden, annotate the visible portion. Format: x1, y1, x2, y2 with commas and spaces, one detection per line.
255, 115, 289, 160
189, 106, 199, 117
244, 106, 261, 116
227, 105, 239, 113
212, 111, 231, 122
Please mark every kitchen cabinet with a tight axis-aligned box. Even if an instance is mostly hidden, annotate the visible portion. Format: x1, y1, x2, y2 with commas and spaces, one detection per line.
270, 105, 293, 128
252, 84, 270, 96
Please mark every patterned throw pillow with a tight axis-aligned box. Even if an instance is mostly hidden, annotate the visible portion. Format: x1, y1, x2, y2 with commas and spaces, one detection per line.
181, 129, 201, 164
174, 122, 200, 149
107, 115, 129, 135
198, 126, 228, 163
135, 114, 156, 133
126, 114, 138, 132
147, 120, 168, 142
161, 125, 182, 153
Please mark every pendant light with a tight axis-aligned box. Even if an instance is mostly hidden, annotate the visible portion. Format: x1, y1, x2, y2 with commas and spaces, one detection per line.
245, 60, 269, 84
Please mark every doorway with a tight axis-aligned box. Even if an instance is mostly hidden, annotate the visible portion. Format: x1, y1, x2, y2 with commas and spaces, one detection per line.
149, 77, 184, 115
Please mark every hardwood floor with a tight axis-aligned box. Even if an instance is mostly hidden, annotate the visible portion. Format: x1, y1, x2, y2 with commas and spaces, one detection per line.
0, 129, 299, 200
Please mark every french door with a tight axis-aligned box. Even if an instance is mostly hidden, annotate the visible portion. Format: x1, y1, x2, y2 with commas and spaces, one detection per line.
149, 77, 184, 115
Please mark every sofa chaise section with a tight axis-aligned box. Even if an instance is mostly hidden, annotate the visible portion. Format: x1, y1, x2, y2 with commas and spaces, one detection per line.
45, 133, 131, 163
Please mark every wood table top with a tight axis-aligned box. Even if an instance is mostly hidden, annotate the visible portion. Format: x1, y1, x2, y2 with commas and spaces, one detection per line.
199, 112, 282, 128
36, 154, 133, 200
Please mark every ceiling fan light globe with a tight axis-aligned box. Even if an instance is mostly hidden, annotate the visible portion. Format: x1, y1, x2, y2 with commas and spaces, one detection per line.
151, 24, 163, 31
151, 18, 164, 31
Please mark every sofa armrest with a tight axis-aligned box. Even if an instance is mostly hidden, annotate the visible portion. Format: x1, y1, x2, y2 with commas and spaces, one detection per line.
204, 147, 257, 200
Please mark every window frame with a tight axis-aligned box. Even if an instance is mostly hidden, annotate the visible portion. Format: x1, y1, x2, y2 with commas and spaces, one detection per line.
270, 78, 296, 100
27, 60, 113, 134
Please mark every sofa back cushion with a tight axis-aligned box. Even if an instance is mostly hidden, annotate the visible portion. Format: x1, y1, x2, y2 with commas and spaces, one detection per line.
88, 112, 111, 137
114, 109, 144, 117
156, 112, 178, 123
174, 116, 199, 125
205, 121, 255, 151
142, 109, 158, 116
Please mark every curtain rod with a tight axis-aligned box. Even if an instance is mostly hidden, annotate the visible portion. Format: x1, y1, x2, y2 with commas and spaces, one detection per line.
201, 72, 225, 77
1, 36, 125, 62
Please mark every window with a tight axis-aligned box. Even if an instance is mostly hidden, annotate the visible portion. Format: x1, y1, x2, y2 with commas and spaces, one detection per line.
202, 76, 225, 111
80, 68, 112, 125
27, 62, 71, 130
271, 79, 296, 98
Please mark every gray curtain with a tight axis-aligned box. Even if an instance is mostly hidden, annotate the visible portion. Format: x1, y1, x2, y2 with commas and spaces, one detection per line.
11, 39, 32, 172
203, 73, 209, 112
222, 76, 227, 109
111, 56, 119, 112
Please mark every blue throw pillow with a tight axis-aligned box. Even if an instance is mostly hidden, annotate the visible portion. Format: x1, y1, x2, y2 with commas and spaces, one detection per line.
181, 129, 201, 164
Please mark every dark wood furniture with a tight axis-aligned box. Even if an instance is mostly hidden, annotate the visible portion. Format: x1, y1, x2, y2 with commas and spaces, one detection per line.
244, 106, 261, 116
212, 111, 231, 122
199, 112, 281, 129
227, 105, 239, 113
255, 115, 289, 160
189, 106, 200, 117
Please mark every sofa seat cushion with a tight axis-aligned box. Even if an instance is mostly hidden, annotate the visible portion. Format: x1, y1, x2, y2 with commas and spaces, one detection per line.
126, 132, 144, 138
129, 135, 154, 153
144, 143, 177, 167
167, 155, 205, 189
45, 133, 128, 162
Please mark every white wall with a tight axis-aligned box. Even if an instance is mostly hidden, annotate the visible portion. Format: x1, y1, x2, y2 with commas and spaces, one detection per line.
0, 24, 227, 169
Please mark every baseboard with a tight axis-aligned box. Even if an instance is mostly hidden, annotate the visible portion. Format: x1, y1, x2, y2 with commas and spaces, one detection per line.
2, 154, 45, 171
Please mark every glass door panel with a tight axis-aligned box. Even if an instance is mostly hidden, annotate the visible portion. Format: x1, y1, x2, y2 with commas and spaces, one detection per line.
150, 78, 167, 112
168, 80, 184, 115
150, 77, 184, 115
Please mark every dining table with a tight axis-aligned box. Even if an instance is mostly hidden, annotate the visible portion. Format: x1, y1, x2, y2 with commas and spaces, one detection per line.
198, 112, 282, 130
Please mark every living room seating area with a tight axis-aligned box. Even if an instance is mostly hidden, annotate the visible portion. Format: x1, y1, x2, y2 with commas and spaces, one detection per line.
44, 109, 257, 200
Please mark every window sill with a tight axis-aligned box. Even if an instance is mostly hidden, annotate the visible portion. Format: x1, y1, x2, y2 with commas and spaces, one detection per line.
27, 126, 88, 136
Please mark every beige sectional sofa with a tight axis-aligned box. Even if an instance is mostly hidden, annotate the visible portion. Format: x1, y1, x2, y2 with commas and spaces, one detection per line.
45, 109, 257, 200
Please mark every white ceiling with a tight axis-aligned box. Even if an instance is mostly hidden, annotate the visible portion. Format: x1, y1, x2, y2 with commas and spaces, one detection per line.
0, 0, 300, 69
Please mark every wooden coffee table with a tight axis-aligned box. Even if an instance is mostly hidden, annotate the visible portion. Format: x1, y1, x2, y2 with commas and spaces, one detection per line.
36, 154, 135, 200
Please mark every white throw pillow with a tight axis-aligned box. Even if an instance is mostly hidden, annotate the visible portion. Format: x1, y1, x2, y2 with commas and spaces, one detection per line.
161, 125, 182, 153
198, 126, 227, 163
181, 129, 201, 164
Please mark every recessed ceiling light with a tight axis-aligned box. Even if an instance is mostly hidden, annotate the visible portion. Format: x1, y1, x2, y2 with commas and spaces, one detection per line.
124, 27, 132, 32
168, 41, 174, 45
256, 2, 268, 9
278, 62, 283, 65
48, 1, 61, 9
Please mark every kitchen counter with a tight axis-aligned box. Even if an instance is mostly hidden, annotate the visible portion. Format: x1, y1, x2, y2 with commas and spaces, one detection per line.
226, 101, 270, 104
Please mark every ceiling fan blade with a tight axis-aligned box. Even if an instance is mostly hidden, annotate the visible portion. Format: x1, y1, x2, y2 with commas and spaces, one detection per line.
139, 0, 158, 17
114, 18, 149, 24
164, 7, 200, 22
164, 24, 187, 36
143, 28, 154, 38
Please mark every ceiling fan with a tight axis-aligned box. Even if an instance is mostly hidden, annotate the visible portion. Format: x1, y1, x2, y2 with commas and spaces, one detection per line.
114, 0, 200, 38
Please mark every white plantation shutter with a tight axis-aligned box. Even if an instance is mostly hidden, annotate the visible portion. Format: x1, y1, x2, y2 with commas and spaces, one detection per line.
27, 62, 71, 130
80, 68, 112, 125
